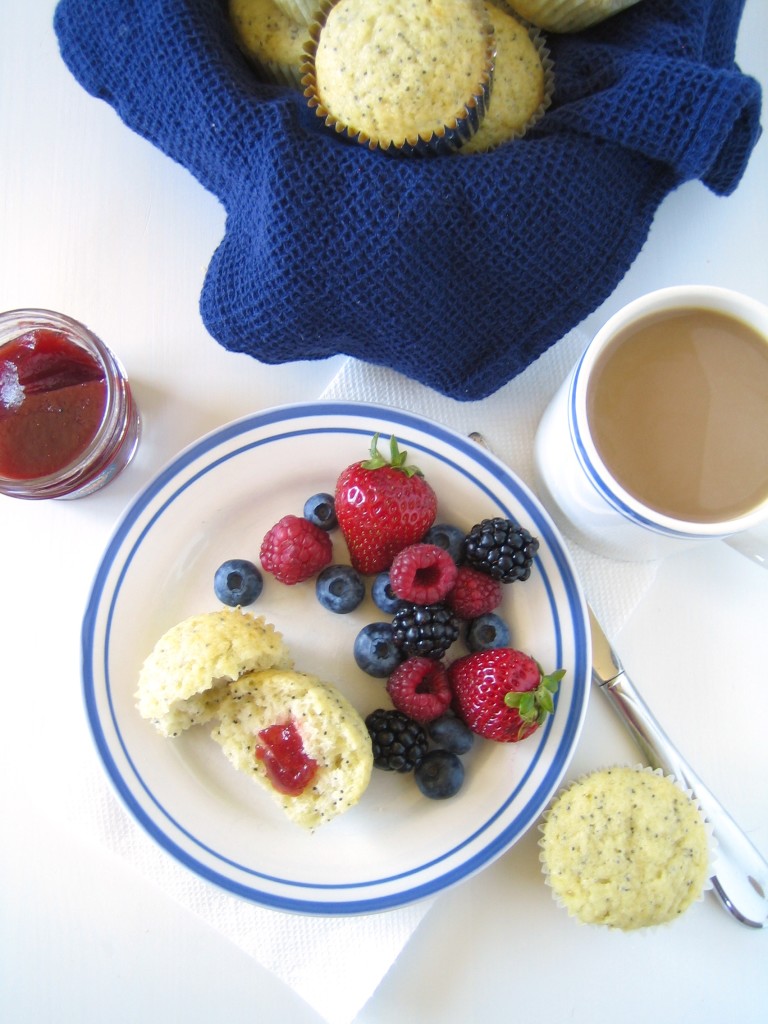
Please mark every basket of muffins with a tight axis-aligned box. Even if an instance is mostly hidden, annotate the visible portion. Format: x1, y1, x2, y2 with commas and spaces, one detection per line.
229, 0, 637, 155
55, 0, 763, 400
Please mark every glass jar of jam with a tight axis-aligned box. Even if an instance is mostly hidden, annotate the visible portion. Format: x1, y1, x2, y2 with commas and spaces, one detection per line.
0, 309, 140, 499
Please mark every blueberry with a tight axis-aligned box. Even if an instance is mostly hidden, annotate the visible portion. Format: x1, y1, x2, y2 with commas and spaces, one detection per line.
423, 523, 466, 564
303, 492, 337, 530
214, 559, 263, 607
371, 572, 404, 614
427, 714, 475, 755
354, 622, 404, 678
466, 612, 511, 652
414, 750, 465, 799
316, 564, 365, 613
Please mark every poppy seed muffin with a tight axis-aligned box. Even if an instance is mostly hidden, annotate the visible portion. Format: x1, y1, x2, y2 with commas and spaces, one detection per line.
505, 0, 641, 33
302, 0, 496, 154
229, 0, 310, 88
212, 668, 374, 829
540, 766, 711, 929
135, 608, 292, 737
460, 1, 552, 153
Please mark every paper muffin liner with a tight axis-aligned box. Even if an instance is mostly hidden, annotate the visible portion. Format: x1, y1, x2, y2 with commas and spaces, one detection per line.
538, 764, 717, 932
272, 0, 323, 24
505, 0, 642, 34
460, 3, 554, 153
250, 54, 306, 89
301, 0, 497, 156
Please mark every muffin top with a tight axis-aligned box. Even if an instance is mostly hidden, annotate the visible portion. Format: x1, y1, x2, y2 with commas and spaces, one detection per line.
135, 608, 292, 737
540, 766, 710, 929
309, 0, 495, 147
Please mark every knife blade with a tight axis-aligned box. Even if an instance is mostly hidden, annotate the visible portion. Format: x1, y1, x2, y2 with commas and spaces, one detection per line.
589, 606, 768, 928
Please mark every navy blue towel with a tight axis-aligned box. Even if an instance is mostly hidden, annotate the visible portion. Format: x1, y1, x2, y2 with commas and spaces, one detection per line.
54, 0, 762, 400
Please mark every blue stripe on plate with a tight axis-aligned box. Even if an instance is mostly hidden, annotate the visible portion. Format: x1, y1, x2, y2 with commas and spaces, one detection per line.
82, 402, 589, 914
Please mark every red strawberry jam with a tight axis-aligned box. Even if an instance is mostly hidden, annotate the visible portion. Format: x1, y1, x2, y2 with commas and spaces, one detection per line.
0, 309, 140, 499
0, 327, 107, 480
255, 721, 318, 795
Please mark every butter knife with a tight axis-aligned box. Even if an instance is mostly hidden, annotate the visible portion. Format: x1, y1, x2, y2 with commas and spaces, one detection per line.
589, 607, 768, 928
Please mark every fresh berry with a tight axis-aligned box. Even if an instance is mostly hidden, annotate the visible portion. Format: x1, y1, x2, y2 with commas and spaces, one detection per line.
448, 648, 564, 742
335, 433, 438, 575
354, 622, 404, 677
414, 750, 465, 799
466, 612, 511, 652
260, 514, 333, 584
213, 558, 264, 607
392, 602, 460, 659
389, 543, 458, 605
446, 565, 502, 619
386, 657, 452, 723
423, 523, 465, 563
303, 492, 337, 530
463, 518, 539, 583
315, 564, 365, 613
365, 709, 428, 772
427, 714, 475, 754
371, 571, 405, 614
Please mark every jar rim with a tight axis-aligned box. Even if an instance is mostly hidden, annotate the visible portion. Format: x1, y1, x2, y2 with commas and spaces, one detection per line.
0, 308, 138, 498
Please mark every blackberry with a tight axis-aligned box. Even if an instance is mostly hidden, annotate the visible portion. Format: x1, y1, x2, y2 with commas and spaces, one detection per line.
365, 709, 428, 772
391, 602, 460, 659
463, 517, 539, 583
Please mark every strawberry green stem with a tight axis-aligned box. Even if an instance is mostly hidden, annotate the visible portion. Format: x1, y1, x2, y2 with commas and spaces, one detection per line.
504, 667, 565, 727
361, 433, 423, 478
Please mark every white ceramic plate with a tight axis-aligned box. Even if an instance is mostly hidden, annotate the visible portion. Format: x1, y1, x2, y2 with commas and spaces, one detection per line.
82, 401, 590, 914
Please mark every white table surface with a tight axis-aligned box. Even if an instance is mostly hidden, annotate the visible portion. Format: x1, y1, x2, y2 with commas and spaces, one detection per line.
1, 3, 766, 1022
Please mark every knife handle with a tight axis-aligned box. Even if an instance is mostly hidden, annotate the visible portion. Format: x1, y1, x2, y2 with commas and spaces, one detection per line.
596, 669, 768, 929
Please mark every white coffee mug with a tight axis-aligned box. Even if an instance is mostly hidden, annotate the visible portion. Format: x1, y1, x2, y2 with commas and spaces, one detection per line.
534, 286, 768, 564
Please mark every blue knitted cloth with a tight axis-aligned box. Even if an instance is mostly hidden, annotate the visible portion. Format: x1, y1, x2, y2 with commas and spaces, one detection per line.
54, 0, 762, 400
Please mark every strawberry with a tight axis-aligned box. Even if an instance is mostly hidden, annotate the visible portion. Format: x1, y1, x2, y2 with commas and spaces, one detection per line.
448, 647, 564, 742
335, 434, 438, 575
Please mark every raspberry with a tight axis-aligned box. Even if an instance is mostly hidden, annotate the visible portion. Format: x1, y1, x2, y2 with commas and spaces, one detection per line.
386, 657, 452, 723
260, 514, 333, 584
389, 543, 458, 604
391, 602, 460, 659
463, 518, 539, 583
446, 565, 502, 619
365, 709, 428, 772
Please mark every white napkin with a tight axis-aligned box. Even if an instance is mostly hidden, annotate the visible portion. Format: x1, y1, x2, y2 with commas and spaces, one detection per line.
319, 329, 659, 638
70, 331, 658, 1024
72, 762, 432, 1024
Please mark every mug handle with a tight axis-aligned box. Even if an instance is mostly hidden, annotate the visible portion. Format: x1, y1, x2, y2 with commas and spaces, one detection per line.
722, 519, 768, 569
